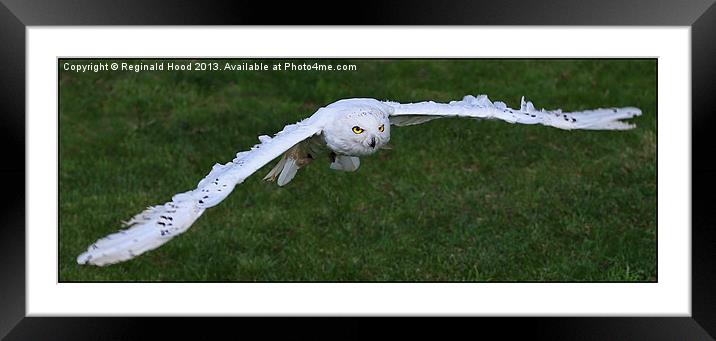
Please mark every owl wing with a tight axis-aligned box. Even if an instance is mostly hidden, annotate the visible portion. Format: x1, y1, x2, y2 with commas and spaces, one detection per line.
76, 109, 329, 266
384, 95, 642, 130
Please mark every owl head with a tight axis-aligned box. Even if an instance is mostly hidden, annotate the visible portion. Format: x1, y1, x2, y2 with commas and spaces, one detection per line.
322, 103, 391, 156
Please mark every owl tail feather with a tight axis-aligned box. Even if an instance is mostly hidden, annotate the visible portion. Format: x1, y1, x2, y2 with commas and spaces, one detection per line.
263, 155, 289, 183
263, 143, 313, 186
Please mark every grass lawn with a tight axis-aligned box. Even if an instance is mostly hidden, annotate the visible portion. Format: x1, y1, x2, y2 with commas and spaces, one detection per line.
59, 59, 657, 282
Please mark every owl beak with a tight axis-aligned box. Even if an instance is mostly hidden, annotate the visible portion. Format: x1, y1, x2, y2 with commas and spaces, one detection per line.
368, 137, 377, 149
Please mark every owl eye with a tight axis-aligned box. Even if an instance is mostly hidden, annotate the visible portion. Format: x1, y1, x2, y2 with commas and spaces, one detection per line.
352, 126, 364, 134
378, 124, 384, 132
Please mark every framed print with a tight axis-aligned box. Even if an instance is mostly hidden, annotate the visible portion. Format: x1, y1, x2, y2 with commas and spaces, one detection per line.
56, 57, 657, 282
2, 0, 715, 339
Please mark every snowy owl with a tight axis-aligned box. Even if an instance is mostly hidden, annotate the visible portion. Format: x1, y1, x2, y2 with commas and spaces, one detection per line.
77, 95, 642, 266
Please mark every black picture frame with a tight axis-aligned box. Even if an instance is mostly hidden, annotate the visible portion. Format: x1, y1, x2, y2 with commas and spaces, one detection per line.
2, 0, 715, 339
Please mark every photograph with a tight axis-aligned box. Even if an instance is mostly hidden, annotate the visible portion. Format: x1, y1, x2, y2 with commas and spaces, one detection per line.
3, 0, 712, 336
58, 58, 657, 282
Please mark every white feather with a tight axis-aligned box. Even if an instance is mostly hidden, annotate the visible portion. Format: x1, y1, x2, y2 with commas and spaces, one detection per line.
77, 199, 205, 266
77, 109, 328, 266
385, 94, 642, 130
277, 158, 299, 186
330, 155, 360, 172
388, 115, 442, 126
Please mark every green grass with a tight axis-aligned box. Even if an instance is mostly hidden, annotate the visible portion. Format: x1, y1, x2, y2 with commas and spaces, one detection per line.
59, 59, 657, 282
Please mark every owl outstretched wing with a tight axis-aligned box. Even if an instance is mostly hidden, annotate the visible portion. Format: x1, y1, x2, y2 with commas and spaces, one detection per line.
384, 95, 641, 130
76, 109, 329, 266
